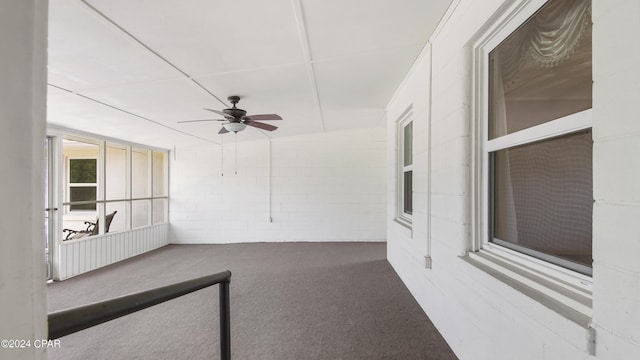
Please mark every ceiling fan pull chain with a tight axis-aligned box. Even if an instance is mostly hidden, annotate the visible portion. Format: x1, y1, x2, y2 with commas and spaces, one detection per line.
220, 133, 224, 176
235, 132, 238, 175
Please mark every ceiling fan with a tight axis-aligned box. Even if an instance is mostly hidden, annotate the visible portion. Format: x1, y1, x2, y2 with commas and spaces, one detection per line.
178, 95, 282, 134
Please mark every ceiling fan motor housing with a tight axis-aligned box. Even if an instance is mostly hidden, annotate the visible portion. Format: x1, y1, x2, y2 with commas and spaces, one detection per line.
224, 95, 247, 120
223, 108, 247, 119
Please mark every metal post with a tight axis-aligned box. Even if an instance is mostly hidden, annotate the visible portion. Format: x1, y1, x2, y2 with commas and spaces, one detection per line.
219, 281, 231, 360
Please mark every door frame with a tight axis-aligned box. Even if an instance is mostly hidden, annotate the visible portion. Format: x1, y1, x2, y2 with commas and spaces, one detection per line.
45, 135, 62, 281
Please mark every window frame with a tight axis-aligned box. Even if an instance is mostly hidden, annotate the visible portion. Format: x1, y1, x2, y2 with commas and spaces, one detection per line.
396, 110, 413, 226
469, 0, 593, 323
67, 157, 98, 212
59, 131, 170, 241
487, 111, 593, 276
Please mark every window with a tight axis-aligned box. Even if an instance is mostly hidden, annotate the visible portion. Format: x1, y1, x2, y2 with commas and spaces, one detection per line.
68, 158, 97, 211
478, 0, 593, 275
152, 151, 168, 224
105, 143, 127, 232
61, 136, 169, 240
397, 112, 413, 224
131, 148, 150, 228
64, 139, 100, 212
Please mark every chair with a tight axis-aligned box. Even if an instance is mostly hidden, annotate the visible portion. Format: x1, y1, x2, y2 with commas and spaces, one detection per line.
63, 211, 117, 240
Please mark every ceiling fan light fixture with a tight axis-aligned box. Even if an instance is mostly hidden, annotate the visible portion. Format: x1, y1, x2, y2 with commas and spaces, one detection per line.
183, 96, 282, 134
223, 122, 247, 133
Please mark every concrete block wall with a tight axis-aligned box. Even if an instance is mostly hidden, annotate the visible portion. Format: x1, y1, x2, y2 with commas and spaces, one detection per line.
386, 0, 640, 359
386, 45, 432, 268
591, 0, 640, 358
170, 128, 386, 244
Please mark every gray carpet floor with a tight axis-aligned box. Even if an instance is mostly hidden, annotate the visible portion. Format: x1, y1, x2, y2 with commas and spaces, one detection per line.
47, 242, 457, 360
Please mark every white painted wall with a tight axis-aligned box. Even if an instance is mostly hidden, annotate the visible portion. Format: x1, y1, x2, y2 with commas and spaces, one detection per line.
386, 0, 640, 359
170, 128, 386, 243
591, 0, 640, 357
0, 0, 48, 359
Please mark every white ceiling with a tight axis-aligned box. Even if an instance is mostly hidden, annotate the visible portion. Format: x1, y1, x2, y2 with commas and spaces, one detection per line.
47, 0, 453, 148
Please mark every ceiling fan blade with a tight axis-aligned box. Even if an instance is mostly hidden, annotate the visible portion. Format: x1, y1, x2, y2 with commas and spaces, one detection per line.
244, 114, 282, 121
177, 119, 226, 123
218, 126, 229, 134
246, 121, 278, 131
204, 108, 233, 118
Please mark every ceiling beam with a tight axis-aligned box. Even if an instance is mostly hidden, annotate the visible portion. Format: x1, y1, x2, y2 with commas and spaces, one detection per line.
80, 0, 228, 109
48, 84, 217, 144
290, 0, 325, 133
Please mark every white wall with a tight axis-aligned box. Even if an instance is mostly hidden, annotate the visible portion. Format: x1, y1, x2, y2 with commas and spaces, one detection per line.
591, 0, 640, 357
386, 0, 640, 359
170, 128, 386, 243
0, 0, 48, 359
386, 44, 433, 269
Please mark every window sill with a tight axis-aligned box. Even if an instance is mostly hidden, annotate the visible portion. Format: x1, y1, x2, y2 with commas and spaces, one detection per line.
462, 247, 592, 328
393, 217, 412, 230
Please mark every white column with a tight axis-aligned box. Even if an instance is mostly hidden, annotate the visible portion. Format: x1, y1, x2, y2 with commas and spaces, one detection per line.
0, 1, 48, 359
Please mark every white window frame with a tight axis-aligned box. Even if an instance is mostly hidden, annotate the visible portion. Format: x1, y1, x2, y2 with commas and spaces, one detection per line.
57, 129, 170, 241
469, 0, 593, 324
66, 157, 98, 213
396, 110, 413, 226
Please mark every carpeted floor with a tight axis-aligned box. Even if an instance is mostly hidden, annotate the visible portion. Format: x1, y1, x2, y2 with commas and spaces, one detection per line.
47, 242, 457, 360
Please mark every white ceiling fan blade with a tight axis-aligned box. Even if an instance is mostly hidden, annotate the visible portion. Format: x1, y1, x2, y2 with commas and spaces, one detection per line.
204, 108, 233, 118
177, 119, 226, 123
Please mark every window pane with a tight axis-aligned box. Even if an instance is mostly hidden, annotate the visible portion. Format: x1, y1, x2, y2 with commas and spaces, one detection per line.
70, 159, 97, 183
132, 148, 149, 198
62, 204, 96, 240
106, 145, 127, 200
403, 170, 413, 215
64, 138, 99, 211
106, 201, 127, 233
70, 187, 96, 211
492, 131, 592, 269
153, 151, 167, 197
488, 0, 592, 139
403, 122, 413, 166
153, 198, 167, 224
132, 200, 149, 228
